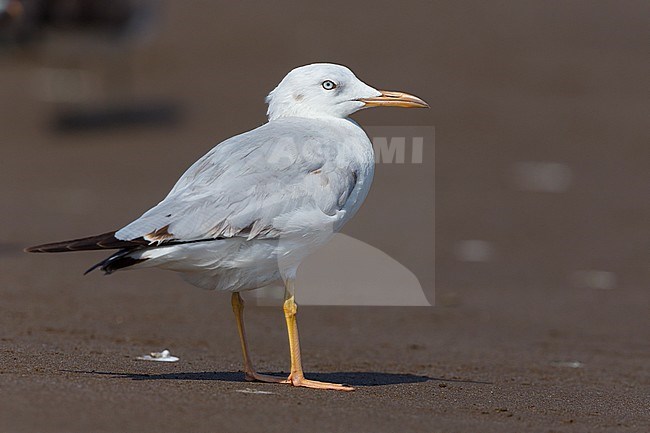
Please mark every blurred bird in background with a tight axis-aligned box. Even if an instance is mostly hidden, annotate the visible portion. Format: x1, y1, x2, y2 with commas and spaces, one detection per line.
0, 0, 178, 130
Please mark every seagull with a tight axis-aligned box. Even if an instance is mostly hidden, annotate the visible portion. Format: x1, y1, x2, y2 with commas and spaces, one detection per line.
26, 63, 428, 391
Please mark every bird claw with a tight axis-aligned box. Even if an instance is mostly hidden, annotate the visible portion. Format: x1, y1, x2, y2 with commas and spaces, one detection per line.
288, 374, 355, 391
244, 371, 353, 391
244, 371, 287, 383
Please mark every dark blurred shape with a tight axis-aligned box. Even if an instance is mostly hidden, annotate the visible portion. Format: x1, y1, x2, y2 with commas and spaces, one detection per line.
0, 0, 141, 44
0, 0, 39, 43
37, 0, 132, 33
53, 100, 181, 132
2, 0, 181, 132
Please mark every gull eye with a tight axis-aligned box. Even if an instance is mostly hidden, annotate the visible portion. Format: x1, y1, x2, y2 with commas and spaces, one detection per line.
322, 80, 337, 90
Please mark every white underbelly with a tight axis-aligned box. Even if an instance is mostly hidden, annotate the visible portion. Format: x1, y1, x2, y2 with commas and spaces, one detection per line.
131, 211, 342, 291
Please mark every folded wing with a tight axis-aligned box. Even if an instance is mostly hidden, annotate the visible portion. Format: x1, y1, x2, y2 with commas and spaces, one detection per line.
115, 120, 359, 245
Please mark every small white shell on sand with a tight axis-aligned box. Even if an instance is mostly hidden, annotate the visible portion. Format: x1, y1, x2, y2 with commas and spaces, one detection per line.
136, 349, 179, 362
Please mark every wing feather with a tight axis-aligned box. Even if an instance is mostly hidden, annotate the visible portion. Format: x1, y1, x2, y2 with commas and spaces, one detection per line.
115, 119, 360, 244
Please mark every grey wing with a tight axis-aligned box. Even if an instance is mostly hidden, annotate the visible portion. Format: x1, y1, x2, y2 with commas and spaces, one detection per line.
115, 123, 358, 243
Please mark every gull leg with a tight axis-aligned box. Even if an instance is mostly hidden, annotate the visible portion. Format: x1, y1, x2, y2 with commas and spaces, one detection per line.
282, 280, 354, 391
231, 292, 285, 383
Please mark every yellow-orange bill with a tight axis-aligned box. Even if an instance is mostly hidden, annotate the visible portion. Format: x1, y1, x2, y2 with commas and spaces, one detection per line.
359, 90, 429, 109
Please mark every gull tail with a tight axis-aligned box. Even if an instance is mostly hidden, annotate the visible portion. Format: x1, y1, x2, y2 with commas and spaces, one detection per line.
84, 248, 149, 275
24, 231, 147, 253
25, 231, 151, 275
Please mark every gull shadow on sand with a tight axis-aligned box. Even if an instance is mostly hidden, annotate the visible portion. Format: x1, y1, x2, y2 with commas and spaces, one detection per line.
63, 370, 492, 386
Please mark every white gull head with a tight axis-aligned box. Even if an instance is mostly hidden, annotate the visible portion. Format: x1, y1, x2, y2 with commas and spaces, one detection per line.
265, 63, 428, 121
266, 63, 378, 120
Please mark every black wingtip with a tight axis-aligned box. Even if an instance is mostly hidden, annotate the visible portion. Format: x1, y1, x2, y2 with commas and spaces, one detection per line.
84, 249, 148, 276
83, 263, 102, 275
24, 231, 150, 254
83, 261, 114, 275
